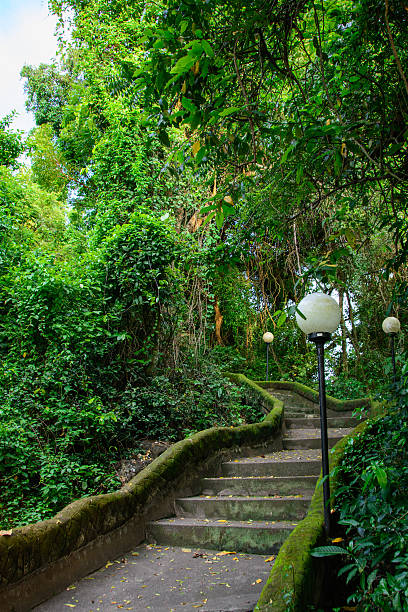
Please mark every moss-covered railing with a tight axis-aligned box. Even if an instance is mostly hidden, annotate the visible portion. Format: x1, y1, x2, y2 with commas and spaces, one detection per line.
254, 393, 384, 612
255, 379, 375, 413
0, 374, 283, 612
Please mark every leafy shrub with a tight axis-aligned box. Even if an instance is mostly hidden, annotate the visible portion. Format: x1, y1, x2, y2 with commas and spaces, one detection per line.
120, 360, 265, 441
325, 374, 370, 400
316, 382, 408, 610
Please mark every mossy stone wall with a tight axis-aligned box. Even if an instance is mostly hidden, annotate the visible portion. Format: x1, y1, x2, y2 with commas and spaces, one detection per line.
256, 379, 372, 412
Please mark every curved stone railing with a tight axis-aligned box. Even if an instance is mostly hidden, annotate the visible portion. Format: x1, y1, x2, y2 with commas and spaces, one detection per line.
0, 374, 283, 612
255, 379, 376, 413
254, 394, 383, 611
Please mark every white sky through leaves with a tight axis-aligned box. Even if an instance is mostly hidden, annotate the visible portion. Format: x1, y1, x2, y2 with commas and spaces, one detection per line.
0, 0, 59, 133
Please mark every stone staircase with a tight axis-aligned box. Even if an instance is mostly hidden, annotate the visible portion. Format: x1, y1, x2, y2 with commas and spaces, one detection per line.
146, 389, 357, 555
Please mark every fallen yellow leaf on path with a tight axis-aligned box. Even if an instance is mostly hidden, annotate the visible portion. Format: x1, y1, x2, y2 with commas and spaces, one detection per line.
215, 551, 236, 556
265, 556, 275, 562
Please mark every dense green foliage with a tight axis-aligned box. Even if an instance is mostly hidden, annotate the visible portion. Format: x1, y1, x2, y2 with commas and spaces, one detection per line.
0, 115, 23, 169
312, 378, 408, 610
0, 4, 407, 583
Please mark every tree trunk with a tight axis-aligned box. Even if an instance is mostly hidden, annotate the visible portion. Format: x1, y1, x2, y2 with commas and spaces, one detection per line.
214, 297, 224, 345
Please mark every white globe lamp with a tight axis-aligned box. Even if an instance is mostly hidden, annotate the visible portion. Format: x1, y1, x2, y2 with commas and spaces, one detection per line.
262, 332, 274, 343
296, 293, 341, 336
382, 316, 400, 335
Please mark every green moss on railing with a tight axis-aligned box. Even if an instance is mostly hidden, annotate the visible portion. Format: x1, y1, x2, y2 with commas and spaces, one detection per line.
255, 379, 372, 412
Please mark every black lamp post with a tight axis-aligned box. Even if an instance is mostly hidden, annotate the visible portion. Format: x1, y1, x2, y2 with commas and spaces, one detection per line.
382, 316, 401, 384
296, 293, 341, 536
263, 332, 274, 382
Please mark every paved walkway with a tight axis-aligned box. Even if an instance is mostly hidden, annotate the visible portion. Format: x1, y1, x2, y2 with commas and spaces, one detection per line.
35, 543, 275, 612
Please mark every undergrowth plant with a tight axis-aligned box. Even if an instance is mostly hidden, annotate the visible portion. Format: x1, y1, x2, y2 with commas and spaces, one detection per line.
312, 368, 408, 610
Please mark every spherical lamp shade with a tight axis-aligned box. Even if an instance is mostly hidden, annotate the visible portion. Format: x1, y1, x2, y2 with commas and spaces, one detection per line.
382, 316, 401, 334
263, 332, 274, 343
296, 293, 341, 335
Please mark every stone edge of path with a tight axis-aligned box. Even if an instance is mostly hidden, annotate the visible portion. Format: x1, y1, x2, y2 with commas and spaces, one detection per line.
254, 379, 374, 413
254, 395, 384, 612
0, 374, 283, 612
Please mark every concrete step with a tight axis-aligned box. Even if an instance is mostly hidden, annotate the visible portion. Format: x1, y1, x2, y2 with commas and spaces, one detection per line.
266, 390, 318, 411
175, 495, 312, 522
286, 417, 358, 429
282, 427, 352, 450
284, 411, 320, 418
201, 475, 318, 497
146, 517, 297, 554
222, 457, 322, 478
282, 434, 343, 450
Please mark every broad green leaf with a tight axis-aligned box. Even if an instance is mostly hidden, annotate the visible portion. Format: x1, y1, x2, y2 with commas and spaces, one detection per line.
215, 208, 224, 228
201, 211, 215, 227
222, 202, 235, 216
195, 146, 206, 164
201, 203, 217, 214
218, 107, 241, 118
202, 40, 214, 58
277, 311, 287, 327
153, 39, 166, 50
170, 54, 196, 75
281, 141, 298, 164
374, 466, 388, 489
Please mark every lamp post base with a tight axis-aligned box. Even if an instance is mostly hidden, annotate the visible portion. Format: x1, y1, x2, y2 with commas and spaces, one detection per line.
308, 331, 332, 536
